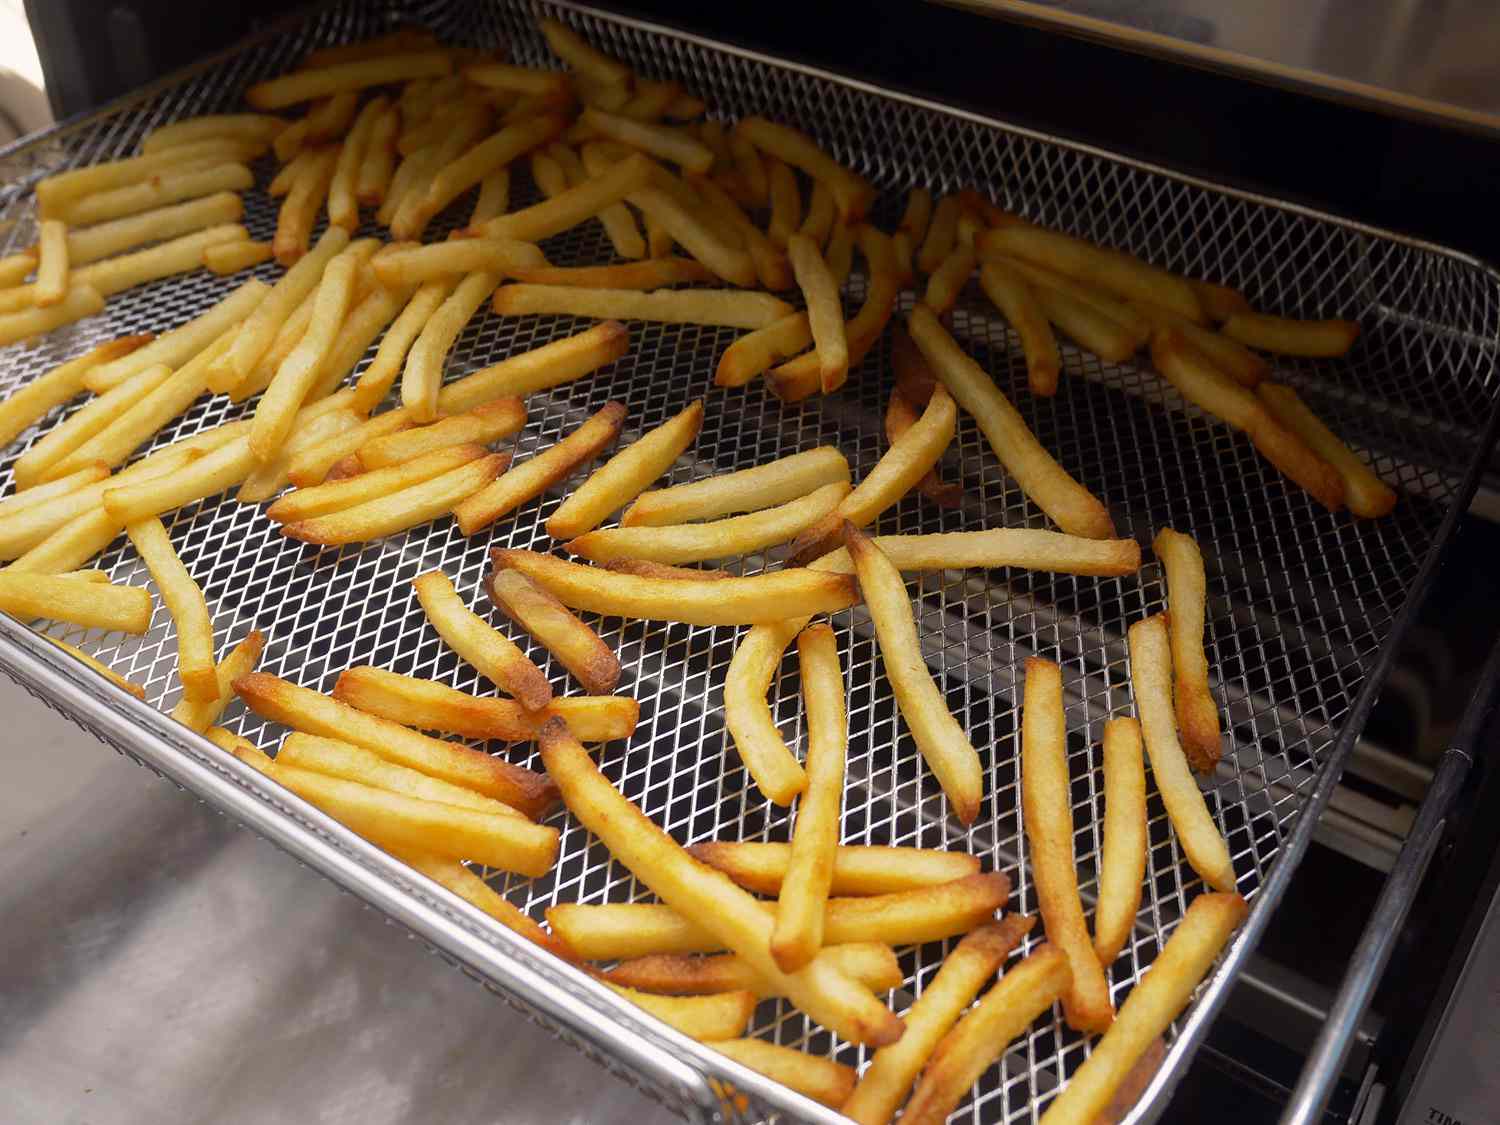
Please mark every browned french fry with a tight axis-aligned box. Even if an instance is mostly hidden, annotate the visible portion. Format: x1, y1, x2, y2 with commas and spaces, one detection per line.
1152, 528, 1222, 771
413, 569, 552, 711
233, 672, 557, 817
716, 313, 811, 387
1222, 311, 1359, 357
0, 572, 151, 634
494, 283, 797, 329
436, 320, 628, 415
488, 568, 620, 695
688, 841, 981, 896
403, 270, 499, 421
246, 52, 453, 110
169, 629, 264, 732
604, 942, 901, 999
1023, 657, 1114, 1032
713, 1040, 855, 1108
978, 259, 1062, 396
453, 403, 624, 535
358, 399, 526, 469
1095, 717, 1146, 965
735, 117, 874, 222
1257, 383, 1397, 518
885, 390, 960, 508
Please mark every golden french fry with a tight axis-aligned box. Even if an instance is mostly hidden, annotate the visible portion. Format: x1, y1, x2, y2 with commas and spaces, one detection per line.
142, 113, 285, 153
371, 238, 544, 287
789, 387, 956, 563
310, 282, 416, 405
357, 399, 525, 470
799, 180, 835, 247
1257, 383, 1396, 518
328, 96, 389, 229
492, 547, 859, 626
1152, 528, 1222, 771
103, 434, 257, 525
275, 145, 339, 265
605, 942, 900, 999
355, 105, 401, 206
921, 244, 975, 318
1128, 615, 1236, 892
977, 259, 1062, 396
901, 947, 1072, 1125
125, 518, 216, 701
245, 52, 452, 109
899, 187, 933, 245
286, 408, 412, 487
620, 181, 756, 287
453, 403, 623, 535
403, 270, 499, 421
1023, 657, 1114, 1032
909, 306, 1116, 538
716, 313, 811, 388
67, 191, 243, 268
89, 279, 266, 393
512, 258, 711, 290
917, 196, 960, 274
601, 559, 730, 581
306, 30, 439, 69
33, 219, 69, 307
689, 841, 981, 897
403, 114, 567, 238
5, 508, 120, 575
464, 61, 570, 98
16, 361, 175, 486
0, 248, 35, 288
488, 568, 620, 695
1222, 312, 1359, 357
728, 132, 768, 205
980, 224, 1205, 323
1001, 254, 1153, 344
1019, 271, 1144, 364
770, 623, 846, 972
723, 618, 805, 805
351, 280, 452, 412
378, 142, 440, 228
785, 233, 848, 393
842, 916, 1034, 1125
0, 335, 151, 449
545, 400, 702, 538
735, 117, 874, 222
714, 1040, 855, 1108
333, 665, 635, 744
1129, 299, 1268, 387
0, 284, 103, 348
845, 524, 982, 823
548, 872, 1010, 959
203, 240, 273, 275
548, 141, 647, 258
606, 983, 755, 1042
397, 849, 574, 959
886, 389, 959, 508
538, 717, 903, 1047
38, 139, 260, 219
233, 672, 558, 816
825, 221, 855, 288
0, 572, 151, 633
765, 157, 800, 249
169, 629, 264, 732
0, 464, 109, 518
67, 162, 253, 229
472, 152, 654, 242
413, 569, 552, 711
437, 320, 628, 415
1039, 893, 1248, 1125
43, 634, 145, 699
269, 443, 483, 522
581, 107, 713, 173
622, 446, 849, 527
539, 18, 631, 87
1095, 717, 1146, 965
281, 451, 505, 545
236, 402, 361, 504
1189, 279, 1251, 323
1150, 328, 1345, 511
687, 172, 792, 290
468, 167, 510, 225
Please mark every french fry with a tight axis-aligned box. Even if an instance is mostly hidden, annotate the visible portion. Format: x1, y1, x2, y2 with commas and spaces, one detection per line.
5, 508, 120, 575
232, 672, 558, 816
396, 849, 573, 959
715, 313, 812, 388
333, 665, 635, 744
538, 717, 903, 1046
273, 146, 338, 266
539, 17, 631, 87
1257, 383, 1396, 518
311, 281, 417, 404
513, 258, 711, 290
1002, 254, 1153, 345
351, 280, 453, 412
403, 270, 499, 421
436, 319, 628, 415
328, 96, 389, 229
0, 284, 104, 348
471, 152, 654, 242
1152, 528, 1222, 771
1095, 717, 1146, 965
917, 196, 960, 274
1023, 657, 1114, 1032
901, 947, 1073, 1125
548, 141, 648, 259
1039, 893, 1248, 1125
468, 167, 510, 225
169, 629, 264, 732
1222, 312, 1359, 357
0, 464, 109, 518
789, 388, 956, 563
264, 759, 557, 875
622, 446, 849, 527
770, 624, 846, 972
356, 105, 401, 206
842, 916, 1034, 1125
216, 226, 352, 388
735, 117, 874, 222
378, 142, 440, 227
280, 451, 505, 545
0, 248, 35, 288
1190, 279, 1251, 323
286, 408, 412, 487
33, 220, 69, 307
977, 259, 1062, 395
799, 180, 836, 248
845, 524, 983, 823
980, 224, 1205, 323
545, 400, 701, 538
269, 443, 483, 522
403, 114, 567, 238
65, 162, 253, 230
886, 390, 960, 508
357, 399, 525, 470
899, 188, 933, 246
413, 570, 552, 711
689, 841, 981, 897
1150, 328, 1345, 510
125, 518, 216, 700
103, 434, 257, 524
0, 336, 150, 449
765, 158, 800, 249
908, 305, 1116, 538
276, 733, 526, 820
922, 244, 976, 318
606, 983, 756, 1042
580, 107, 713, 174
203, 240, 273, 275
548, 872, 1011, 959
89, 280, 266, 393
141, 113, 286, 153
825, 221, 855, 288
567, 480, 848, 565
245, 52, 453, 110
12, 363, 174, 490
488, 568, 620, 695
605, 942, 901, 999
1128, 615, 1236, 892
289, 91, 360, 150
624, 184, 756, 287
252, 249, 362, 460
236, 405, 361, 504
491, 548, 859, 626
43, 634, 145, 699
0, 572, 151, 633
1022, 272, 1144, 364
728, 132, 769, 205
37, 139, 260, 219
453, 403, 623, 535
784, 233, 848, 393
602, 559, 730, 581
306, 30, 439, 69
723, 617, 805, 805
1129, 299, 1269, 387
65, 191, 243, 269
713, 1040, 855, 1109
464, 61, 571, 98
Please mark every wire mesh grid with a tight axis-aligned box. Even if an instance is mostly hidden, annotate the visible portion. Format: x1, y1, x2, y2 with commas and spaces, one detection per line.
0, 0, 1496, 1121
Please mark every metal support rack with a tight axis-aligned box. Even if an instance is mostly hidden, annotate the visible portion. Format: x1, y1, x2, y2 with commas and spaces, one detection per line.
0, 1, 1497, 1121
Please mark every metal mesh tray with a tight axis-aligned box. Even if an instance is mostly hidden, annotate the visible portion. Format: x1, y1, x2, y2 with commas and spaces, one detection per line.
1, 1, 1497, 1121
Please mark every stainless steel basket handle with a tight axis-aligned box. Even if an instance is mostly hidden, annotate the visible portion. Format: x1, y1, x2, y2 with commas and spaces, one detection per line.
1283, 631, 1500, 1124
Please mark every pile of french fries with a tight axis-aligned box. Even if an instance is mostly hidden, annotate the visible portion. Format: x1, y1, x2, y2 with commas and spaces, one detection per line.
0, 14, 1404, 1120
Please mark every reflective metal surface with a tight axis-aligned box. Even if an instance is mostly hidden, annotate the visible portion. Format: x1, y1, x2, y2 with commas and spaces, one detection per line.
0, 678, 668, 1125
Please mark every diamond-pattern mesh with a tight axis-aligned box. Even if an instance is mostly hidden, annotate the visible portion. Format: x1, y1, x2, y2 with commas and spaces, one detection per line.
0, 1, 1496, 1122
